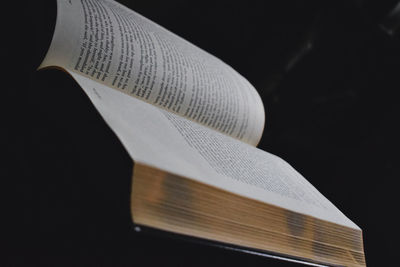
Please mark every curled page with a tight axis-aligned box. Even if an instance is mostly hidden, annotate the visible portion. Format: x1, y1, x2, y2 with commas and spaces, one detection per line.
40, 0, 265, 145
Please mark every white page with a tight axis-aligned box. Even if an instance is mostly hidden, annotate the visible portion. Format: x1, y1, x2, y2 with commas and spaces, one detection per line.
39, 0, 360, 230
68, 71, 359, 230
40, 0, 265, 145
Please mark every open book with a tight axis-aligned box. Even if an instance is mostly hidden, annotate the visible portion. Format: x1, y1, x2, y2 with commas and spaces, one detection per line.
40, 0, 365, 266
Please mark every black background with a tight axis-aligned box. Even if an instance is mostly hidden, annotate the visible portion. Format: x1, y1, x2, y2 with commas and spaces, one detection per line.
5, 0, 400, 266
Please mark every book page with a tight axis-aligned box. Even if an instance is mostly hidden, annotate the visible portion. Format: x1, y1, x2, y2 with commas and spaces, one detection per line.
40, 0, 265, 146
69, 71, 359, 230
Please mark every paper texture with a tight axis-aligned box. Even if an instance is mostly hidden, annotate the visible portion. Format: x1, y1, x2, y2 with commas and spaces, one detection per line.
69, 72, 358, 229
40, 0, 359, 230
40, 0, 265, 145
